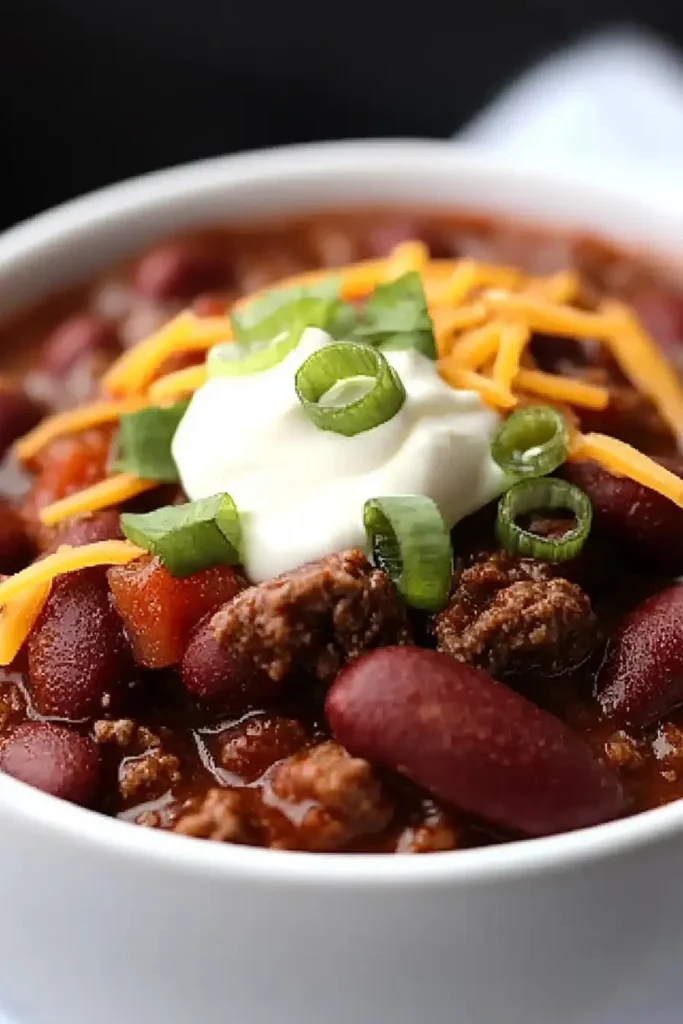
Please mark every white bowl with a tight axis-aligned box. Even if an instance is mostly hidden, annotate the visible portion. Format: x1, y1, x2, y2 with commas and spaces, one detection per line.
1, 141, 682, 1024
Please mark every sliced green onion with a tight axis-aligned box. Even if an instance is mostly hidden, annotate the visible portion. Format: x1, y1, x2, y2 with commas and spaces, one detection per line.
295, 342, 405, 436
496, 478, 592, 562
231, 278, 342, 339
363, 495, 452, 610
353, 272, 437, 360
120, 494, 241, 577
491, 406, 569, 478
109, 401, 189, 481
207, 333, 298, 377
210, 284, 358, 378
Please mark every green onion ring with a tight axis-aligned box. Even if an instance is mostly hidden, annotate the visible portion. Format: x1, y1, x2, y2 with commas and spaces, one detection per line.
363, 495, 452, 610
295, 342, 406, 436
491, 405, 569, 478
207, 333, 299, 377
495, 478, 592, 562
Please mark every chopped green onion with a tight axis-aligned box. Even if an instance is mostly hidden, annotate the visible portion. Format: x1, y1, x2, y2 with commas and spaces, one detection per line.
110, 401, 188, 481
207, 333, 298, 377
353, 272, 437, 360
120, 494, 241, 577
230, 278, 355, 343
496, 478, 592, 562
491, 406, 569, 478
295, 342, 405, 436
211, 282, 357, 377
231, 278, 342, 339
363, 496, 452, 610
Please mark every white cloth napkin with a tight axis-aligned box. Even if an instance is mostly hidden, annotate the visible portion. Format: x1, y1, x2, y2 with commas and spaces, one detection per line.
4, 26, 683, 1024
461, 26, 683, 197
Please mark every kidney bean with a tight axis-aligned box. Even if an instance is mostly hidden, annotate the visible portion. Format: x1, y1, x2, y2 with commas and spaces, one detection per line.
48, 510, 123, 552
0, 500, 34, 573
0, 385, 44, 459
326, 647, 625, 837
39, 314, 121, 377
217, 714, 307, 781
598, 584, 683, 729
28, 566, 131, 720
0, 721, 101, 806
134, 244, 228, 301
181, 617, 283, 711
562, 458, 683, 574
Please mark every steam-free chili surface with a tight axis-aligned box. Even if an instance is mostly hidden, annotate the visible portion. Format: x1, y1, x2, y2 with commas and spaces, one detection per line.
1, 208, 683, 852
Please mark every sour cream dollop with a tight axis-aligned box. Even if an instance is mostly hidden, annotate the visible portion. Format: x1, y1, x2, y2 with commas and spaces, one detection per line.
172, 328, 506, 582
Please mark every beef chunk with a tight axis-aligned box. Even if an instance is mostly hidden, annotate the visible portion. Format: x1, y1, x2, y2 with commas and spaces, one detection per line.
211, 549, 411, 684
174, 789, 254, 844
265, 741, 394, 851
434, 551, 597, 678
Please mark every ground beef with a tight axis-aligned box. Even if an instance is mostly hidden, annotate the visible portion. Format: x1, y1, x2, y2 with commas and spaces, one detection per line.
265, 741, 394, 851
394, 798, 460, 853
434, 551, 597, 678
604, 731, 646, 771
211, 549, 411, 684
94, 718, 180, 802
217, 714, 308, 782
174, 789, 254, 844
118, 749, 181, 802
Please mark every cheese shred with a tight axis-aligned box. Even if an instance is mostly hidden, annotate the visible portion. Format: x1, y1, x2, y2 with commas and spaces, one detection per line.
0, 541, 145, 610
0, 581, 52, 665
39, 474, 159, 526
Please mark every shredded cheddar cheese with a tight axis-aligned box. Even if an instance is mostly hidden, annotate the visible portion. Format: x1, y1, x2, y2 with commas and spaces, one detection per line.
492, 323, 532, 391
15, 397, 149, 464
39, 474, 159, 527
448, 321, 504, 370
148, 364, 208, 401
514, 369, 610, 411
569, 432, 683, 507
0, 580, 52, 665
0, 541, 145, 609
102, 312, 233, 397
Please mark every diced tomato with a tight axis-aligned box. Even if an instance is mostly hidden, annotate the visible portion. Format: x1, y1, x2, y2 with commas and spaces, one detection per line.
108, 555, 246, 669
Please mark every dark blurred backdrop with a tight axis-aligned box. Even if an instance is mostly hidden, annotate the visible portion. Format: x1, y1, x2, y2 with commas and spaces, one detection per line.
3, 3, 683, 230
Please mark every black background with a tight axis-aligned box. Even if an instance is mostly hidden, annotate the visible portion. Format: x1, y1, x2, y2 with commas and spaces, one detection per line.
3, 3, 683, 230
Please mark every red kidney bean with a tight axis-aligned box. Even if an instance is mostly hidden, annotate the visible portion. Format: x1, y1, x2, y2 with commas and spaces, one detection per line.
0, 500, 34, 573
0, 721, 101, 806
326, 647, 625, 837
217, 714, 307, 781
598, 584, 683, 729
39, 314, 121, 377
28, 566, 131, 720
49, 510, 123, 552
562, 458, 683, 574
0, 386, 44, 459
134, 244, 228, 301
181, 617, 283, 711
